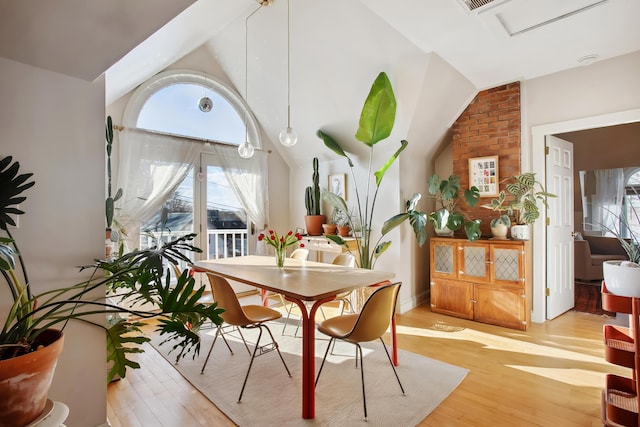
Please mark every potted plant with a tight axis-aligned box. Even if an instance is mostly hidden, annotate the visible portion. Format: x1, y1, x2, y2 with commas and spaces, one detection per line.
0, 155, 224, 426
598, 190, 640, 298
483, 172, 555, 240
105, 115, 123, 257
427, 174, 481, 241
317, 71, 427, 269
304, 157, 326, 236
331, 207, 351, 237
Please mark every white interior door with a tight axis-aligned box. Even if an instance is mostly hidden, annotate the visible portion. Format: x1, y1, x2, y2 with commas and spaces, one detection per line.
545, 135, 574, 319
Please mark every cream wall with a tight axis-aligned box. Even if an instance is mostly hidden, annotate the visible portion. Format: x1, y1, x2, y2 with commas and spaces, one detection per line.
523, 50, 640, 323
0, 57, 107, 426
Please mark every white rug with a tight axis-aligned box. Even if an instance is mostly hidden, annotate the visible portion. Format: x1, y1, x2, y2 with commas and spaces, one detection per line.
150, 322, 468, 426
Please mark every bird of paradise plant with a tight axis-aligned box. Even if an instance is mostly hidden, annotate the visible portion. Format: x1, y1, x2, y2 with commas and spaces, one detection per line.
317, 72, 427, 269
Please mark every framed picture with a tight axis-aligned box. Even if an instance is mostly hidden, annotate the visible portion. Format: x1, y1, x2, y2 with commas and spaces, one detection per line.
328, 173, 346, 200
469, 156, 499, 197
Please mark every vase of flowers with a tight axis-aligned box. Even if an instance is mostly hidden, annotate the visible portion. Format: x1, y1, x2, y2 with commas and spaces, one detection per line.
258, 230, 304, 268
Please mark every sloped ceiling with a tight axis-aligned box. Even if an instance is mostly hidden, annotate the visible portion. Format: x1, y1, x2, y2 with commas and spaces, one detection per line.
1, 0, 639, 166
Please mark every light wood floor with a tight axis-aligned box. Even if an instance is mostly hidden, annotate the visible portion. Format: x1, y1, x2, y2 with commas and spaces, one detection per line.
107, 301, 627, 426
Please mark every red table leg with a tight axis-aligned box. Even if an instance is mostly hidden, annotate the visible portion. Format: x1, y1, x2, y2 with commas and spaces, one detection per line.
288, 296, 334, 419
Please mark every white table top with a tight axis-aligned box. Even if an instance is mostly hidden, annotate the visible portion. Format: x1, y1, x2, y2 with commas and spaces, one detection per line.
194, 255, 394, 301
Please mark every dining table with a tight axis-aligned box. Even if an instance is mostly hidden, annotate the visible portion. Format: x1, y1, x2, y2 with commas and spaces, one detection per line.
193, 255, 396, 419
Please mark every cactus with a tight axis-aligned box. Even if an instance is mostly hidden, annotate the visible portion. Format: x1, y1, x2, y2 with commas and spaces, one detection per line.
305, 157, 321, 215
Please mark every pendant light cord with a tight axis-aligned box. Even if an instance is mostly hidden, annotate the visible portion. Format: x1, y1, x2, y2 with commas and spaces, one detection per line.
245, 4, 263, 144
286, 0, 291, 128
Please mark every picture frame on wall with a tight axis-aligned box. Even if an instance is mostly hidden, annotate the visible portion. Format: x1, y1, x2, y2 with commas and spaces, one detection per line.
469, 156, 499, 197
328, 173, 346, 200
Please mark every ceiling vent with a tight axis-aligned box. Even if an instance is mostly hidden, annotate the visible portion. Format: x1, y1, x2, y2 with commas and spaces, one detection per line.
457, 0, 511, 14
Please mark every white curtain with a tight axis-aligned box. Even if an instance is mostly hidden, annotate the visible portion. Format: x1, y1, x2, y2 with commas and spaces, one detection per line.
593, 168, 624, 236
210, 144, 269, 253
115, 128, 201, 248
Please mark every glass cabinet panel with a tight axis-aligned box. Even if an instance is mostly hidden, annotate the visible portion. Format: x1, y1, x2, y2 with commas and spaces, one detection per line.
493, 248, 520, 282
433, 244, 454, 274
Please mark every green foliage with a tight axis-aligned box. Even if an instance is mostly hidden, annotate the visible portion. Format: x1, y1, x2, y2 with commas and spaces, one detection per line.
105, 116, 123, 231
0, 155, 224, 382
317, 72, 427, 269
427, 174, 481, 241
304, 157, 321, 215
483, 172, 555, 225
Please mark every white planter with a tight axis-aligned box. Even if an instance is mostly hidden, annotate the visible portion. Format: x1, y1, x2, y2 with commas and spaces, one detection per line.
490, 223, 508, 239
510, 224, 530, 240
603, 260, 640, 298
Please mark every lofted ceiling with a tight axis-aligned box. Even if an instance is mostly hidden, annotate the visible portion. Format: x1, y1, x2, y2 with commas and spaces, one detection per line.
1, 0, 639, 165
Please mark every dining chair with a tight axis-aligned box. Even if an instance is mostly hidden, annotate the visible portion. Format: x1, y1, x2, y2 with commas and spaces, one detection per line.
315, 282, 405, 420
329, 253, 357, 315
289, 247, 309, 260
200, 273, 292, 402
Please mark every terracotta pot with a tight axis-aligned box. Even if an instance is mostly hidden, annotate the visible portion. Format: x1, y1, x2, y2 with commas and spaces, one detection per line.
0, 329, 64, 427
322, 223, 337, 236
304, 215, 326, 236
337, 225, 351, 237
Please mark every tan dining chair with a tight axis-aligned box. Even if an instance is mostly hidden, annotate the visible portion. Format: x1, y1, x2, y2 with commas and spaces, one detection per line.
315, 282, 405, 420
200, 273, 291, 402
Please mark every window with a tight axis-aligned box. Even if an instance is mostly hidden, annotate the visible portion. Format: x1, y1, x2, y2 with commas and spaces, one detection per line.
117, 70, 264, 276
623, 168, 640, 239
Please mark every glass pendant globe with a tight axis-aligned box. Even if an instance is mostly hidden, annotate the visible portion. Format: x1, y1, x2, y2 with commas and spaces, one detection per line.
198, 97, 213, 112
279, 126, 298, 147
238, 141, 255, 159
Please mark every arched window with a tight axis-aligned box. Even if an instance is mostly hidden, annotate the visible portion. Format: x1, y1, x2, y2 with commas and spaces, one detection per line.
115, 70, 266, 268
622, 168, 640, 239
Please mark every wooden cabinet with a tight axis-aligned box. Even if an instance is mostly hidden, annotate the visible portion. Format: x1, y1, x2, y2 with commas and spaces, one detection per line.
430, 237, 531, 330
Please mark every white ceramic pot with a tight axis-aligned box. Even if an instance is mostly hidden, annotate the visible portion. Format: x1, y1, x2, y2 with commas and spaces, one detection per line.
490, 223, 508, 239
510, 224, 530, 240
435, 226, 454, 237
603, 260, 640, 298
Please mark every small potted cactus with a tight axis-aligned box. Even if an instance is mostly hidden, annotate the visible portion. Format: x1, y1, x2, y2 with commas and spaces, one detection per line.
304, 157, 326, 235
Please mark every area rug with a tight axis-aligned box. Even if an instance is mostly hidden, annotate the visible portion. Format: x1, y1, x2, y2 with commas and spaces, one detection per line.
150, 322, 468, 426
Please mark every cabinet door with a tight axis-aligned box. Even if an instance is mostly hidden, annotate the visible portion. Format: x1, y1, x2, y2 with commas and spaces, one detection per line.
490, 243, 525, 287
459, 243, 490, 283
430, 278, 474, 319
430, 240, 458, 279
474, 284, 527, 330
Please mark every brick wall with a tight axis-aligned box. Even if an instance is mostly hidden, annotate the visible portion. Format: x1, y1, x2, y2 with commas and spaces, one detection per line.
451, 82, 521, 235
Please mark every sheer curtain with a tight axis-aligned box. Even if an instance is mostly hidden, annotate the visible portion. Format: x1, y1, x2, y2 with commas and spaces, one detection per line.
115, 128, 201, 248
592, 168, 624, 236
211, 143, 269, 253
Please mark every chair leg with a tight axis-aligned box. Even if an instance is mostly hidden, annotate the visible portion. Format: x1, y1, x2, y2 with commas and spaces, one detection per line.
235, 326, 251, 355
315, 337, 334, 387
263, 324, 291, 377
201, 325, 224, 374
237, 324, 291, 403
379, 337, 405, 395
283, 302, 295, 335
238, 326, 263, 402
356, 343, 367, 421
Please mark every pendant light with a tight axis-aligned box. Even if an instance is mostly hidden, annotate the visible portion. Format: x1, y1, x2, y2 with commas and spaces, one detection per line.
198, 73, 213, 112
238, 3, 266, 159
278, 0, 297, 147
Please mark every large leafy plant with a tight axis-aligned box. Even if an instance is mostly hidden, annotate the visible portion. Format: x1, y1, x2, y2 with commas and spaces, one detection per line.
317, 72, 427, 269
483, 172, 555, 225
427, 173, 481, 241
0, 156, 224, 382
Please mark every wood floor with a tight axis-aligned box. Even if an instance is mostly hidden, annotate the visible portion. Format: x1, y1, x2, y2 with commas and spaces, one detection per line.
107, 301, 627, 426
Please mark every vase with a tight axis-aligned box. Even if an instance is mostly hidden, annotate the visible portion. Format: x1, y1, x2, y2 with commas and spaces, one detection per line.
275, 248, 285, 268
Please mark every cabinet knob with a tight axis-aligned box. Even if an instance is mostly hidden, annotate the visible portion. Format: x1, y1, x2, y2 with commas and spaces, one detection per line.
470, 299, 477, 303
